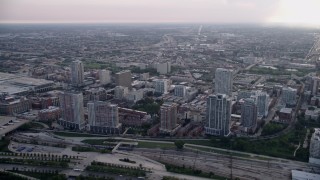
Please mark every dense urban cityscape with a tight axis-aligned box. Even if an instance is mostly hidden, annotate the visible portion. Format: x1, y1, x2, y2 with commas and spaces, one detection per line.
0, 23, 319, 180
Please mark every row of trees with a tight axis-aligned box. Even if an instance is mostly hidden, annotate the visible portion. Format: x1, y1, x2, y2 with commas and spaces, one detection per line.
0, 152, 77, 160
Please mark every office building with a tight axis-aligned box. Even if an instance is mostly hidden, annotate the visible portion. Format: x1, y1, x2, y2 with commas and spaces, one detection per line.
114, 86, 129, 100
282, 87, 297, 106
174, 85, 187, 97
309, 128, 320, 165
58, 92, 85, 130
155, 79, 169, 94
205, 94, 231, 136
160, 103, 178, 133
115, 70, 132, 89
99, 69, 111, 85
215, 68, 233, 96
88, 101, 121, 134
156, 62, 171, 74
241, 98, 257, 132
71, 60, 84, 87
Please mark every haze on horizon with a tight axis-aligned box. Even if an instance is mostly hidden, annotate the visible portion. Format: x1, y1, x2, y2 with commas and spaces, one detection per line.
0, 0, 320, 27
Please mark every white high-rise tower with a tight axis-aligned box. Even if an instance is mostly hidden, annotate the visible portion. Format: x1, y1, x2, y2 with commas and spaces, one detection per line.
205, 94, 231, 136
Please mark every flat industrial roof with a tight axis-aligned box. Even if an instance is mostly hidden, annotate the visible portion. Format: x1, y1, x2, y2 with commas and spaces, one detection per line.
0, 84, 29, 95
0, 72, 54, 95
280, 108, 292, 114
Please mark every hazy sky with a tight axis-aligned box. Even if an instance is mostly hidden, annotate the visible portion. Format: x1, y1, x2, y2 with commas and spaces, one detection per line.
1, 0, 319, 26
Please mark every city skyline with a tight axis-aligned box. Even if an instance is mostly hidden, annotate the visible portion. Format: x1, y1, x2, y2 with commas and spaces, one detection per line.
0, 0, 320, 27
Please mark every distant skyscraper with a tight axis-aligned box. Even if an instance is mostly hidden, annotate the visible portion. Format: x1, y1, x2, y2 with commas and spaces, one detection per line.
309, 128, 320, 165
115, 70, 132, 89
156, 62, 171, 74
205, 94, 231, 136
155, 79, 169, 94
99, 69, 111, 85
174, 85, 186, 97
241, 98, 257, 131
58, 91, 85, 130
114, 86, 129, 100
282, 87, 297, 106
215, 68, 233, 96
88, 101, 121, 134
71, 60, 84, 87
160, 103, 178, 133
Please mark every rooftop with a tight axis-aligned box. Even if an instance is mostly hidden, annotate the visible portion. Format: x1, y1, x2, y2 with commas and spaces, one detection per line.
280, 108, 292, 114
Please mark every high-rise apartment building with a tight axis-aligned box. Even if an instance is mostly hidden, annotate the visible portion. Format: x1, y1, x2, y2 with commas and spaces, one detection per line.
71, 60, 84, 87
115, 70, 132, 89
215, 68, 233, 96
174, 85, 187, 97
256, 91, 269, 117
205, 94, 231, 136
156, 62, 171, 74
160, 103, 178, 133
282, 87, 297, 106
311, 77, 319, 96
114, 86, 129, 100
155, 79, 169, 94
241, 98, 257, 131
99, 69, 111, 85
58, 92, 85, 130
309, 128, 320, 165
88, 101, 121, 134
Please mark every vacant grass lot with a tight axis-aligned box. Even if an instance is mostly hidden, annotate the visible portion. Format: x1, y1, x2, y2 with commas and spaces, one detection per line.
136, 141, 175, 149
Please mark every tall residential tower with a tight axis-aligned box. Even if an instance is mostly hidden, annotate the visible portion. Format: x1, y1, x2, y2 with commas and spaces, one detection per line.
58, 92, 85, 130
71, 60, 84, 87
215, 68, 233, 96
205, 94, 231, 136
88, 101, 121, 134
160, 103, 178, 134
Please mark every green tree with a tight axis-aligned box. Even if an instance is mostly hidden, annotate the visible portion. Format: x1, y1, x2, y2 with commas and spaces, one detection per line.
174, 140, 185, 150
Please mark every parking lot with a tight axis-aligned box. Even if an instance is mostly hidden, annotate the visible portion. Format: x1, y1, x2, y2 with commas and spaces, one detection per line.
10, 142, 66, 153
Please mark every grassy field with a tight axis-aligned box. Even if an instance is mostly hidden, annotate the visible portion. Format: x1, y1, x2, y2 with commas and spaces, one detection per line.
136, 141, 176, 149
53, 132, 105, 137
81, 138, 132, 145
181, 126, 309, 162
0, 139, 11, 152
